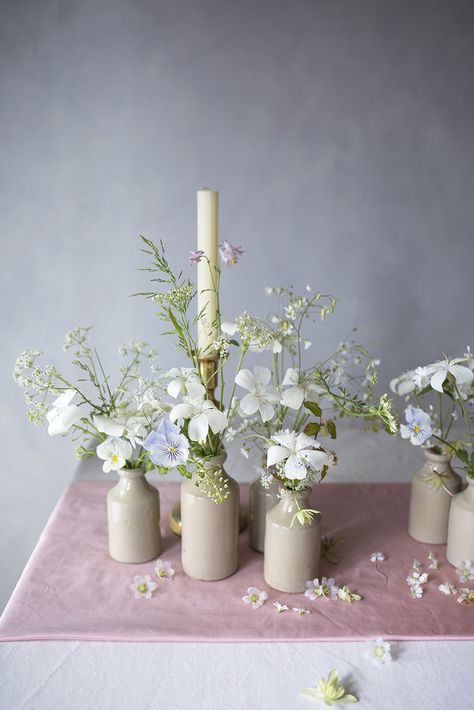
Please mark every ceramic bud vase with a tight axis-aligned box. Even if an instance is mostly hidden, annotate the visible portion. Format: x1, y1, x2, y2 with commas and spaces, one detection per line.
408, 448, 461, 544
447, 476, 474, 565
107, 467, 161, 563
248, 462, 280, 553
181, 452, 239, 581
264, 488, 320, 593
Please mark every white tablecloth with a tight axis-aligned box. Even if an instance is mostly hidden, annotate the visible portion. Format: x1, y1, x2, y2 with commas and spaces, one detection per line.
1, 425, 471, 709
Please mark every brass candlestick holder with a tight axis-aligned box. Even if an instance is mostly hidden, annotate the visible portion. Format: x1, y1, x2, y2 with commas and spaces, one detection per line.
168, 356, 248, 535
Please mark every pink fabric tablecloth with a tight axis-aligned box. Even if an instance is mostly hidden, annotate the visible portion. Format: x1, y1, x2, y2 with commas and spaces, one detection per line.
0, 481, 472, 642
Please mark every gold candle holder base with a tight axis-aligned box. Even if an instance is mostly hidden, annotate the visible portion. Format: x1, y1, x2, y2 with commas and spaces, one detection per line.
168, 502, 248, 536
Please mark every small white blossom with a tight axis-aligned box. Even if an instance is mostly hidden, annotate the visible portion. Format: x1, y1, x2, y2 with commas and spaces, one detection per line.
456, 560, 474, 583
406, 571, 428, 587
409, 584, 424, 599
242, 587, 268, 609
411, 559, 422, 570
293, 607, 311, 616
364, 638, 392, 666
235, 366, 281, 423
273, 602, 289, 613
427, 552, 439, 570
439, 583, 457, 595
370, 552, 386, 562
154, 559, 175, 580
164, 367, 205, 399
129, 574, 157, 599
305, 577, 339, 601
280, 367, 324, 410
46, 390, 82, 436
337, 586, 362, 603
457, 588, 474, 604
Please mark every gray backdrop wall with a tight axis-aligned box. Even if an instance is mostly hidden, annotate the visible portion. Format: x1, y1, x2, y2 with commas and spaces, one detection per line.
1, 0, 473, 611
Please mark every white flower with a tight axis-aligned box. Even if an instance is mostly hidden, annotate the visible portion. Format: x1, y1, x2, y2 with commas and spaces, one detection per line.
154, 559, 175, 580
305, 577, 339, 601
96, 436, 132, 473
129, 574, 157, 599
235, 366, 281, 423
46, 390, 82, 436
409, 583, 424, 599
364, 638, 392, 666
267, 430, 330, 481
411, 559, 422, 570
427, 357, 474, 393
370, 552, 386, 562
293, 607, 311, 616
303, 339, 312, 350
273, 602, 289, 613
456, 560, 474, 583
164, 367, 205, 399
337, 586, 362, 603
457, 588, 474, 604
280, 368, 324, 409
242, 587, 268, 609
169, 397, 228, 442
413, 367, 431, 388
93, 414, 126, 437
221, 321, 237, 336
406, 571, 428, 587
390, 371, 416, 396
439, 583, 457, 595
124, 415, 148, 448
427, 552, 439, 570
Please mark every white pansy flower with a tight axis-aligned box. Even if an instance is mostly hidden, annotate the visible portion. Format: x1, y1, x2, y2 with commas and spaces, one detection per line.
93, 414, 126, 437
129, 574, 157, 599
293, 607, 311, 616
242, 587, 268, 609
46, 390, 82, 436
267, 430, 330, 481
96, 436, 132, 473
370, 552, 386, 562
273, 602, 289, 613
235, 366, 281, 423
364, 638, 392, 666
281, 368, 324, 410
439, 583, 457, 595
169, 397, 228, 442
154, 559, 175, 580
164, 367, 205, 399
456, 560, 474, 583
305, 577, 339, 601
427, 357, 474, 393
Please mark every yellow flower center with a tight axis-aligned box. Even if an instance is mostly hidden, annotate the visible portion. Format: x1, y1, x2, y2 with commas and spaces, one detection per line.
375, 645, 385, 657
413, 425, 421, 433
158, 569, 167, 578
137, 583, 148, 594
250, 593, 259, 603
168, 446, 177, 453
469, 592, 474, 603
112, 454, 119, 462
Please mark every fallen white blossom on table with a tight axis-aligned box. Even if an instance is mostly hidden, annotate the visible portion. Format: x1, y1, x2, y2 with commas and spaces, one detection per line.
154, 559, 175, 580
411, 559, 422, 570
337, 586, 362, 603
364, 638, 392, 666
439, 582, 457, 595
456, 560, 474, 583
305, 577, 339, 601
406, 569, 428, 598
273, 602, 289, 614
293, 607, 311, 616
129, 575, 157, 599
457, 588, 474, 604
369, 552, 386, 562
242, 587, 268, 609
427, 551, 439, 570
299, 669, 358, 705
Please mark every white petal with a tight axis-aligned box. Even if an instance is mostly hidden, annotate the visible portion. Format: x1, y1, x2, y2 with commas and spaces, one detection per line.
51, 389, 76, 408
235, 369, 255, 393
188, 413, 209, 441
304, 449, 330, 470
221, 321, 237, 335
450, 364, 474, 386
281, 386, 304, 410
430, 368, 447, 393
284, 455, 307, 480
93, 415, 125, 437
267, 445, 290, 467
273, 341, 282, 353
259, 401, 275, 423
253, 366, 272, 387
186, 379, 206, 398
167, 380, 183, 399
239, 393, 260, 415
282, 368, 298, 387
295, 432, 320, 451
272, 431, 296, 449
169, 402, 194, 422
206, 408, 228, 434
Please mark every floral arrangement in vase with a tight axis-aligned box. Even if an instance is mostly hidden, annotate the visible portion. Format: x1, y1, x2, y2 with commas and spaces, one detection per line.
390, 351, 474, 559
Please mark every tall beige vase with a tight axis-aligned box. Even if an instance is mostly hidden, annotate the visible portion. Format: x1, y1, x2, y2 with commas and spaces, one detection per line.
408, 449, 461, 544
107, 467, 161, 563
181, 452, 239, 581
264, 488, 320, 593
447, 476, 474, 565
248, 466, 280, 553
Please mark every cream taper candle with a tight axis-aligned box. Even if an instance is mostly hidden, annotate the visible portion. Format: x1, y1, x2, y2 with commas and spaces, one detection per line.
197, 188, 219, 357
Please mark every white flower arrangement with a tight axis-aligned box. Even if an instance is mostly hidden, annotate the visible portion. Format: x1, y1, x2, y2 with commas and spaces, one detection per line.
390, 350, 474, 480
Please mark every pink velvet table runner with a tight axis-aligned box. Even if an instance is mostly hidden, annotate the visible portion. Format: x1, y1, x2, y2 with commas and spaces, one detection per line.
1, 481, 472, 643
